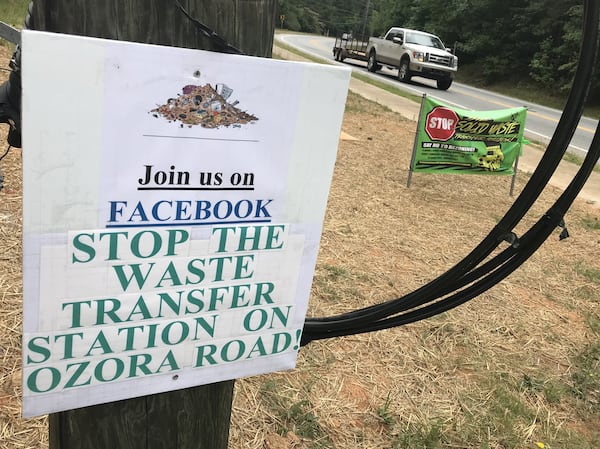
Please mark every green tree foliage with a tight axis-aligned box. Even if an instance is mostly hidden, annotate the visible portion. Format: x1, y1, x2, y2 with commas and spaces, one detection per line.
373, 0, 600, 100
278, 0, 377, 37
279, 0, 599, 103
529, 4, 586, 94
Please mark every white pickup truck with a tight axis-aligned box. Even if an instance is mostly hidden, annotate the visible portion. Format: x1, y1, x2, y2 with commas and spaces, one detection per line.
364, 27, 458, 90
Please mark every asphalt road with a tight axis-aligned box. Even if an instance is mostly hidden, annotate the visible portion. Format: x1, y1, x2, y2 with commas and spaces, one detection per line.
276, 33, 599, 158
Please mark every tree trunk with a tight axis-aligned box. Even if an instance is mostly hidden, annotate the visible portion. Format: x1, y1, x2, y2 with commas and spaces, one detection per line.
27, 1, 277, 447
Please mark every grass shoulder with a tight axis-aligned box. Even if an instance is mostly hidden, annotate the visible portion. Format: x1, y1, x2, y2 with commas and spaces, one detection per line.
0, 0, 30, 27
457, 63, 600, 119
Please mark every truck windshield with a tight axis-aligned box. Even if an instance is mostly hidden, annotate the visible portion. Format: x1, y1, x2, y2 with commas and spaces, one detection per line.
405, 32, 445, 49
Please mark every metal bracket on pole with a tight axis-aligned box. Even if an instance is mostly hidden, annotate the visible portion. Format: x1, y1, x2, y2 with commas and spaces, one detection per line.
509, 143, 524, 197
406, 93, 426, 188
0, 21, 20, 45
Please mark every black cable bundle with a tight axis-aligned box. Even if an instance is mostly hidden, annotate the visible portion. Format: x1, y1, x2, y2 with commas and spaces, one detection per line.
301, 0, 600, 346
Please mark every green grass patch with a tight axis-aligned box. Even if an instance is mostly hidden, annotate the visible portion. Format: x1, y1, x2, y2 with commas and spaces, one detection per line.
562, 152, 600, 172
344, 92, 371, 113
563, 152, 584, 165
312, 263, 371, 304
570, 340, 600, 414
344, 91, 392, 114
0, 0, 29, 27
274, 40, 330, 65
392, 419, 444, 449
581, 215, 600, 230
321, 263, 351, 281
519, 373, 568, 404
376, 392, 396, 427
260, 379, 332, 448
437, 371, 600, 448
0, 0, 28, 50
574, 262, 600, 283
575, 285, 600, 304
584, 312, 600, 335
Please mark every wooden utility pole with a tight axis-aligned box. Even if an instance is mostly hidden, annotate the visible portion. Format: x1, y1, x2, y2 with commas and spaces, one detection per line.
26, 1, 277, 448
29, 0, 276, 56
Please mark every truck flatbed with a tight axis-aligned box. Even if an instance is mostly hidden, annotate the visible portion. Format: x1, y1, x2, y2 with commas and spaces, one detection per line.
332, 33, 369, 62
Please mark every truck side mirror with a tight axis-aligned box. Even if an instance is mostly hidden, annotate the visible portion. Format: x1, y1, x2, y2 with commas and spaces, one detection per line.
393, 36, 403, 44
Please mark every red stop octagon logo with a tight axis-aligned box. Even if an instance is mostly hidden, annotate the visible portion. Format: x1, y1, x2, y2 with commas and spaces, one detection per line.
425, 106, 459, 141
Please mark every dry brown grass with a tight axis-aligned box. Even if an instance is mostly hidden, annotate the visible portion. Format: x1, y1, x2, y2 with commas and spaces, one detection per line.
1, 45, 599, 449
0, 45, 47, 446
227, 95, 600, 448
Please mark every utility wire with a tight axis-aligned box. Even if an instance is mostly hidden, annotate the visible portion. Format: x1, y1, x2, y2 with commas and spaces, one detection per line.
0, 145, 11, 161
174, 0, 243, 55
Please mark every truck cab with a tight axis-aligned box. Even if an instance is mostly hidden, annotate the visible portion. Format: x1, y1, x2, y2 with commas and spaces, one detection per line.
366, 27, 458, 90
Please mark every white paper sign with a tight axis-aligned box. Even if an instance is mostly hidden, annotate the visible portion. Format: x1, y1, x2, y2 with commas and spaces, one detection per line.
21, 30, 350, 417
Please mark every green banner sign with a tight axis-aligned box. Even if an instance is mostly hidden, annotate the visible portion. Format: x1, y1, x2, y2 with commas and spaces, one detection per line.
412, 96, 527, 175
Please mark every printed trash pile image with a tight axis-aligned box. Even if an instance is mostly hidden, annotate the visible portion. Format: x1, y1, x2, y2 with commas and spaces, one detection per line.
151, 84, 258, 129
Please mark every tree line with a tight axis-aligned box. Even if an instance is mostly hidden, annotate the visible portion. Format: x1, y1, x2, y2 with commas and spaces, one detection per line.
3, 0, 598, 104
278, 0, 600, 104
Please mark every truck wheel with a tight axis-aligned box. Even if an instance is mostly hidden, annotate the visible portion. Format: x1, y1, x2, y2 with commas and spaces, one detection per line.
367, 51, 378, 72
437, 78, 453, 90
398, 59, 411, 82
